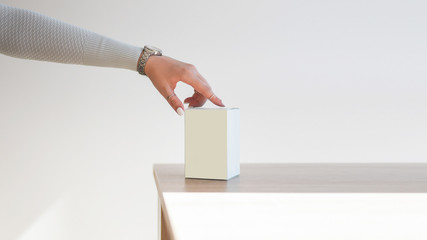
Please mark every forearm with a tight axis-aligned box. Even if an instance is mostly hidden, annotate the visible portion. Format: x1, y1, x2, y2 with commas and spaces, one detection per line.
0, 3, 141, 71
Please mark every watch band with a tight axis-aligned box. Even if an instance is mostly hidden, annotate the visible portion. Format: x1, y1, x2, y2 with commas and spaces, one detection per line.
137, 45, 162, 75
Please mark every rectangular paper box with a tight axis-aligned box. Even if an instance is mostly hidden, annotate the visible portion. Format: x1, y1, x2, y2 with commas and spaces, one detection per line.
185, 108, 240, 180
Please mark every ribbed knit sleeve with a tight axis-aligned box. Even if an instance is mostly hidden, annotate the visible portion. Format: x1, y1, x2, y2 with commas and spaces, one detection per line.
0, 3, 142, 71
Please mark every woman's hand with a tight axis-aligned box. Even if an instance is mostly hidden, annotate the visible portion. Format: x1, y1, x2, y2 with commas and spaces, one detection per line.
144, 56, 225, 115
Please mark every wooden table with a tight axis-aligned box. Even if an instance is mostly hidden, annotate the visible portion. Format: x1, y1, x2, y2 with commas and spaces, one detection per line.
153, 164, 427, 240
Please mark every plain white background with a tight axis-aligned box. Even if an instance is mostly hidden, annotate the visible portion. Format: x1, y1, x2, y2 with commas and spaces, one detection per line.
0, 0, 426, 239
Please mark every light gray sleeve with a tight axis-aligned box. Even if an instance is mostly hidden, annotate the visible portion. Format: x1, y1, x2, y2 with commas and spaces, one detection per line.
0, 3, 142, 71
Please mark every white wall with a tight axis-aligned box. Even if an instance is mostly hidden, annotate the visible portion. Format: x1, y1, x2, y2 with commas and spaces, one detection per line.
1, 0, 426, 239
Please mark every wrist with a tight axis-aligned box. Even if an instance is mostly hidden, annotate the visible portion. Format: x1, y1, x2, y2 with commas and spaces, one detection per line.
137, 45, 162, 75
144, 55, 160, 78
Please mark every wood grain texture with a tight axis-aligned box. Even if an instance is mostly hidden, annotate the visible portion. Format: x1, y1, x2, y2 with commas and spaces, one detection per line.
160, 207, 172, 240
154, 163, 427, 193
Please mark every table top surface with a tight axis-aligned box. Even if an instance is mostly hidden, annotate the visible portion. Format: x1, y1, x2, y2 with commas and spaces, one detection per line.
153, 163, 427, 193
154, 163, 427, 240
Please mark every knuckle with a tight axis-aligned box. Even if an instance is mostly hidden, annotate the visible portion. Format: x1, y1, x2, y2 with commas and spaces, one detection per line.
203, 84, 212, 94
169, 96, 180, 106
180, 64, 196, 77
187, 64, 196, 71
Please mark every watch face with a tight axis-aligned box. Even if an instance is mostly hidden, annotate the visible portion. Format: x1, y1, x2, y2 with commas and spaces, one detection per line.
145, 45, 162, 54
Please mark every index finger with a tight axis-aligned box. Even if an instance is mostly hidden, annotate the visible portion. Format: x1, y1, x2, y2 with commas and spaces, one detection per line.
190, 74, 225, 107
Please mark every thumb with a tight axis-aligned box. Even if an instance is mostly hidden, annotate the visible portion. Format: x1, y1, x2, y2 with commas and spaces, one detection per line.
167, 93, 185, 116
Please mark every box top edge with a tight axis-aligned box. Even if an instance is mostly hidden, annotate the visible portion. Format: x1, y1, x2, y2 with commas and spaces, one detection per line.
186, 107, 240, 111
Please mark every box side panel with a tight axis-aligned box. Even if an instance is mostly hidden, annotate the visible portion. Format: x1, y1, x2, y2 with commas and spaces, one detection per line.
227, 109, 240, 179
185, 109, 228, 180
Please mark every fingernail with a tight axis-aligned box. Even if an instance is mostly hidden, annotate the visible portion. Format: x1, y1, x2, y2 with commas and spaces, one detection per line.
176, 107, 184, 116
220, 100, 225, 107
